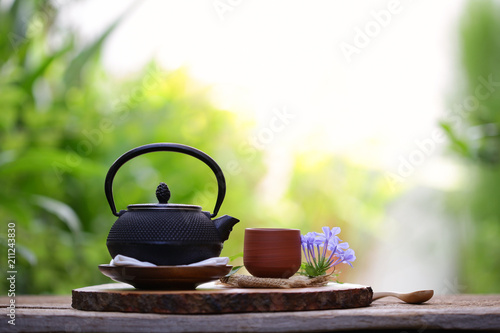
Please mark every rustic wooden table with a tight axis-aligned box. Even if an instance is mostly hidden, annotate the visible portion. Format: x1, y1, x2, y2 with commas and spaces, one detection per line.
1, 293, 499, 332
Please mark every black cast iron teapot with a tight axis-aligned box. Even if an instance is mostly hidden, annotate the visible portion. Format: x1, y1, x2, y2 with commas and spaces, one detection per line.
104, 143, 239, 265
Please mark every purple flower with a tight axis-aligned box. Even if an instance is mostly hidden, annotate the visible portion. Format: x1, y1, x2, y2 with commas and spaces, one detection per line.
300, 226, 356, 277
341, 248, 356, 267
315, 227, 342, 245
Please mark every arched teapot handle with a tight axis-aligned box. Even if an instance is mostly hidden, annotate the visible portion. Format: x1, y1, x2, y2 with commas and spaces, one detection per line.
104, 143, 226, 218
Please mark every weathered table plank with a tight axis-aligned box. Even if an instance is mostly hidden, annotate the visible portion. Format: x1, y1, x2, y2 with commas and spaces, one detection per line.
71, 282, 373, 314
1, 293, 500, 332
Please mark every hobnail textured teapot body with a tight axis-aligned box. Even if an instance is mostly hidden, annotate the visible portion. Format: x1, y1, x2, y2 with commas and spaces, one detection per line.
104, 143, 239, 266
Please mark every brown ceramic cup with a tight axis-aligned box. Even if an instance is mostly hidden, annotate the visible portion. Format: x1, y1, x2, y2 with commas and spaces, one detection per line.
243, 228, 301, 279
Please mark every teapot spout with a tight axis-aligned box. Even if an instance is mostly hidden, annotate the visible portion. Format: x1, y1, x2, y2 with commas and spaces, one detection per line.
213, 215, 240, 242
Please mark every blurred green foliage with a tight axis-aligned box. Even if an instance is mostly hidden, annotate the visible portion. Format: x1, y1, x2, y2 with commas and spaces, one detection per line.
441, 0, 500, 292
0, 0, 265, 294
0, 0, 392, 294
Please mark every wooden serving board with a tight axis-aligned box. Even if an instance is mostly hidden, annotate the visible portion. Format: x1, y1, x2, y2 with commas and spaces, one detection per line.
72, 282, 373, 314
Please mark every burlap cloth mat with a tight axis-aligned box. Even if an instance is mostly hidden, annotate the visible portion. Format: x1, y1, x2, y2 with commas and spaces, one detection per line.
219, 274, 331, 288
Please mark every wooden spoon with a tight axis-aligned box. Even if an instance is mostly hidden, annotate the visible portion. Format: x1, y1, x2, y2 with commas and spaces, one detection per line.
372, 290, 434, 304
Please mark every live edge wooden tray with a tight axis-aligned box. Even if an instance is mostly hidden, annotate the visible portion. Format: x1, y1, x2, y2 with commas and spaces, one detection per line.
72, 282, 373, 314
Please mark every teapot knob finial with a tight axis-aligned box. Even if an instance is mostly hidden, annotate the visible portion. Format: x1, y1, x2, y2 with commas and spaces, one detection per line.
156, 182, 171, 204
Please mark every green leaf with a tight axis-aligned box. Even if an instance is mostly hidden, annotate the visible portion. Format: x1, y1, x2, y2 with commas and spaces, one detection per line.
17, 244, 38, 265
440, 122, 471, 157
63, 3, 137, 86
32, 194, 81, 235
225, 265, 243, 277
0, 147, 106, 179
22, 41, 73, 92
228, 252, 243, 261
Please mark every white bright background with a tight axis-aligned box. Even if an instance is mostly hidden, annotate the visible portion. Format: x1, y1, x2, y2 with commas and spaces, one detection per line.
60, 0, 467, 293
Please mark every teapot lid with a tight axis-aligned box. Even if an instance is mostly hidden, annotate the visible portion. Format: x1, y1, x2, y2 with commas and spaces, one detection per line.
127, 182, 201, 211
127, 203, 201, 211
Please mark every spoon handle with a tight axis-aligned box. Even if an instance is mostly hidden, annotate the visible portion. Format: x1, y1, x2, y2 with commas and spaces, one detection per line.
372, 290, 434, 304
372, 292, 398, 301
